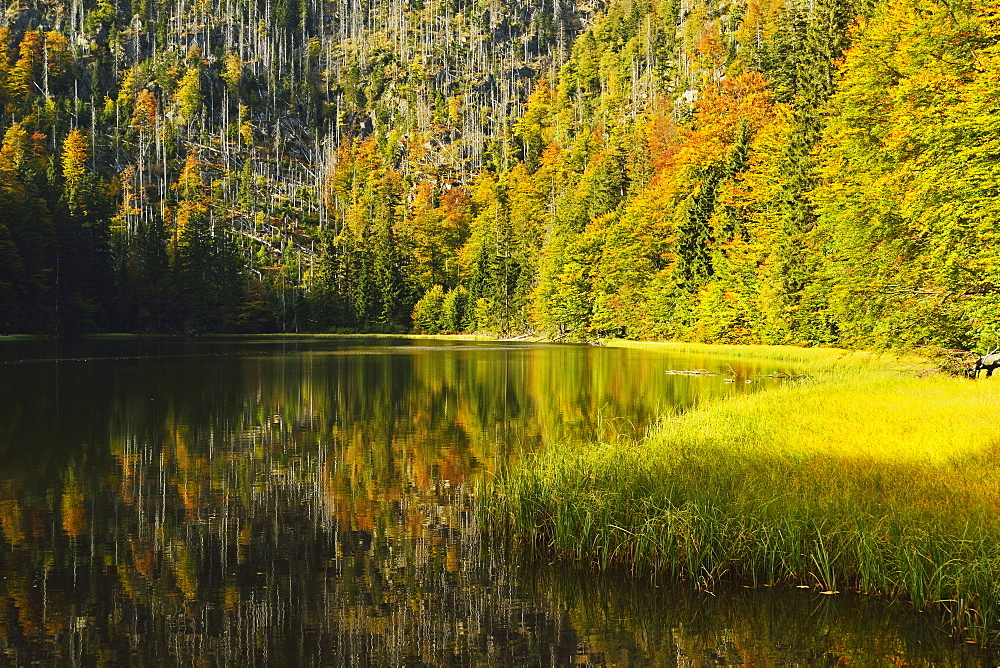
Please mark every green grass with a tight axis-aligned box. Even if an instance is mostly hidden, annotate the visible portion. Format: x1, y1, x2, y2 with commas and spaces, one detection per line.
479, 365, 1000, 642
599, 337, 928, 369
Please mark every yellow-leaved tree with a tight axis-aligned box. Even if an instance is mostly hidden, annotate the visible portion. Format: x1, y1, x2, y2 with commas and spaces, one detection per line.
61, 128, 90, 213
815, 0, 1000, 350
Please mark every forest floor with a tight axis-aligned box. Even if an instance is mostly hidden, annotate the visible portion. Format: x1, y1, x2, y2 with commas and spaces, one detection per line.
478, 342, 1000, 642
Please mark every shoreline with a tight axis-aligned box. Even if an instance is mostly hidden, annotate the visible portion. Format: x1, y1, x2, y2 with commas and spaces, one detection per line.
478, 360, 1000, 643
0, 331, 933, 362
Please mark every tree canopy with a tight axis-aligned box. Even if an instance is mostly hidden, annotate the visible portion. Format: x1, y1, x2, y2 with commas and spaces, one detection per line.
0, 0, 994, 350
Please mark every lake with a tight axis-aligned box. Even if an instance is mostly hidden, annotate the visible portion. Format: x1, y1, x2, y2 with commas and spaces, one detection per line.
0, 337, 992, 664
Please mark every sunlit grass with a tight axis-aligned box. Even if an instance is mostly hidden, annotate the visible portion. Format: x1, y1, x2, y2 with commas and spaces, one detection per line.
479, 366, 1000, 642
677, 370, 1000, 463
599, 338, 927, 369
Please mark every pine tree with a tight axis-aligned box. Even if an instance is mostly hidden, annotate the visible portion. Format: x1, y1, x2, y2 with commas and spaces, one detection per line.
58, 129, 111, 333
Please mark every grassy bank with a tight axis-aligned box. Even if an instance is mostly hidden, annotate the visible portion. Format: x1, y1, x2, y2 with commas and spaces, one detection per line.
479, 365, 1000, 641
598, 338, 931, 369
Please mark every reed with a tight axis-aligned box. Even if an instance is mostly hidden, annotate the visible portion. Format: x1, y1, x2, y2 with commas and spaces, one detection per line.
479, 368, 1000, 642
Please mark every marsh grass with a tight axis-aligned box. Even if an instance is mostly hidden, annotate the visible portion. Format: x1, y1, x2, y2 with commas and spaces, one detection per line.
480, 368, 1000, 642
599, 338, 929, 369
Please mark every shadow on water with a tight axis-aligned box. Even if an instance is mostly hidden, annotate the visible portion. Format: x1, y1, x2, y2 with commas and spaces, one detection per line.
511, 560, 997, 665
0, 337, 992, 664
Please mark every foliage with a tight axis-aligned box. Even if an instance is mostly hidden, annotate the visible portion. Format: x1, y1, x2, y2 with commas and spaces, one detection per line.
0, 0, 992, 353
412, 284, 446, 333
815, 0, 1000, 351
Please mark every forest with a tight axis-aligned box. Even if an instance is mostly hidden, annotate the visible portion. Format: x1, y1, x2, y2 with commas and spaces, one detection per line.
0, 0, 997, 351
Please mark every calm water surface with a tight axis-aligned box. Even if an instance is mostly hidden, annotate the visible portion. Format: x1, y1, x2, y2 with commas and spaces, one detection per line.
0, 337, 993, 665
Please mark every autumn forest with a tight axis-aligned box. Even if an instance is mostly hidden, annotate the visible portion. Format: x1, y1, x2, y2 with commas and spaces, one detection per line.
0, 0, 997, 350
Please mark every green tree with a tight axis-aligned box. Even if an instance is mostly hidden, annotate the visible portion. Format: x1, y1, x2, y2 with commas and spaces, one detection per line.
58, 129, 112, 333
815, 0, 1000, 349
412, 284, 445, 333
440, 287, 469, 333
176, 64, 203, 127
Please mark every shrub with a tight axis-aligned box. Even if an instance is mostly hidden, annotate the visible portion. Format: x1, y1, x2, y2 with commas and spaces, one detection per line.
412, 285, 445, 333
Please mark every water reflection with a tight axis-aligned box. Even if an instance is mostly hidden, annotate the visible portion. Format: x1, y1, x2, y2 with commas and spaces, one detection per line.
0, 337, 992, 664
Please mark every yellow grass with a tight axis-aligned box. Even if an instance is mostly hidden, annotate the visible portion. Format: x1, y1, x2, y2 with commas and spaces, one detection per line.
480, 364, 1000, 642
599, 338, 927, 369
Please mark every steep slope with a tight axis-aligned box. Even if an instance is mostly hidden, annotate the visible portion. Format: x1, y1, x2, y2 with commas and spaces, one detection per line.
1, 0, 998, 351
0, 0, 597, 332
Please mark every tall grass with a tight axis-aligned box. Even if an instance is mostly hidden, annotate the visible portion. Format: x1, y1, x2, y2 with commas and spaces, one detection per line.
479, 368, 1000, 641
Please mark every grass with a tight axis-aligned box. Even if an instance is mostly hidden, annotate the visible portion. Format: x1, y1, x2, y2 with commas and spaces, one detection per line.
598, 337, 929, 369
479, 364, 1000, 642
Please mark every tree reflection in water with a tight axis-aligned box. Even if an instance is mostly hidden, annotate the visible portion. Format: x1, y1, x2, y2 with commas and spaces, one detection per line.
0, 337, 993, 664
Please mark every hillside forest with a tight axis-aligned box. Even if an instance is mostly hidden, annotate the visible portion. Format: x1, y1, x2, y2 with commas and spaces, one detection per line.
0, 0, 997, 350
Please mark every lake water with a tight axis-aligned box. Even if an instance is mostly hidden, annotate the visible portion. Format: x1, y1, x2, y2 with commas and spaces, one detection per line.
0, 337, 993, 665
